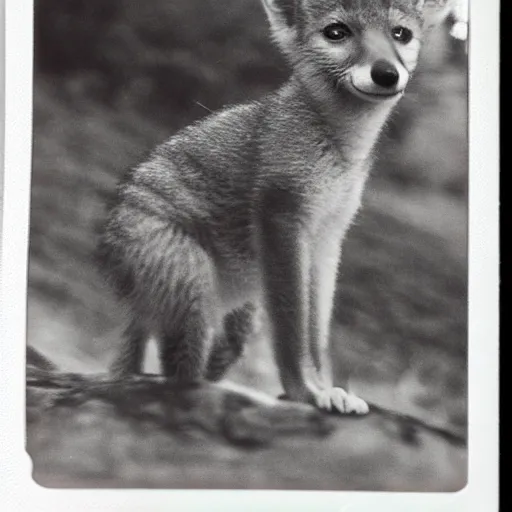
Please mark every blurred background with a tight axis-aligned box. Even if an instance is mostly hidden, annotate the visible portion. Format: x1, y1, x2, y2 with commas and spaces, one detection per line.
28, 0, 468, 486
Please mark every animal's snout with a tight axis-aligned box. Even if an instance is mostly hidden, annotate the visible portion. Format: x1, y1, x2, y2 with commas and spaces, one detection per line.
370, 59, 399, 88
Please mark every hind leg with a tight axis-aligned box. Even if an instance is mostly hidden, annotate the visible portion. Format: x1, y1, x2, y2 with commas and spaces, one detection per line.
156, 238, 221, 384
205, 302, 258, 382
103, 208, 223, 384
159, 307, 218, 384
110, 320, 148, 379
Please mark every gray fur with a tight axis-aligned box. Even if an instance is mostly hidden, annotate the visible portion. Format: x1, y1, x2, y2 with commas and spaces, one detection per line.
99, 0, 451, 412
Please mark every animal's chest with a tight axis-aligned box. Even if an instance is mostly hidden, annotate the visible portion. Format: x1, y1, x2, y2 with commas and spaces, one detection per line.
307, 160, 368, 225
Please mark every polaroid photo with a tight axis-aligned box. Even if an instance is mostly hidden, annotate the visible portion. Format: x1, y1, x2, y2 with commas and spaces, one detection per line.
1, 0, 499, 510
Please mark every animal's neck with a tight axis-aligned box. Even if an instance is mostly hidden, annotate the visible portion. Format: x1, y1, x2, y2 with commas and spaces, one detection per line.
287, 74, 396, 164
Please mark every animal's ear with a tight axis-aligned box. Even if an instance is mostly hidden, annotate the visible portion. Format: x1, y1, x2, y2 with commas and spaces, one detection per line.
260, 0, 298, 54
416, 0, 468, 40
423, 0, 452, 27
415, 0, 467, 31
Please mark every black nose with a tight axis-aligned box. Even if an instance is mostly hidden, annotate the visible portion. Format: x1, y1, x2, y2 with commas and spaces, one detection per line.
371, 59, 399, 88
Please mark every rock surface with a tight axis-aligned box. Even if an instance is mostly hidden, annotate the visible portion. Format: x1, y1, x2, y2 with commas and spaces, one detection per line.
27, 358, 466, 491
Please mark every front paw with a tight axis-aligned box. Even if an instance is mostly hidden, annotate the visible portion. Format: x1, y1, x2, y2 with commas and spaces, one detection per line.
313, 387, 369, 415
281, 386, 369, 415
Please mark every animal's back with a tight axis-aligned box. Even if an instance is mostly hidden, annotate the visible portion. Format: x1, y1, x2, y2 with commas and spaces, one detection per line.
131, 102, 264, 220
100, 99, 274, 311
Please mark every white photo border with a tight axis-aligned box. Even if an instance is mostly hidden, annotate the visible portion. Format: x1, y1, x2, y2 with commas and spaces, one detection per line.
1, 0, 499, 510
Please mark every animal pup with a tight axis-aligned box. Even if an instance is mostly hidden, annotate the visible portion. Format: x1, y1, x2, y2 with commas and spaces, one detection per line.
99, 0, 463, 414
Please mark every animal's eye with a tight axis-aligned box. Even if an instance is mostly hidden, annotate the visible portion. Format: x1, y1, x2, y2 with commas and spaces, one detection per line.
391, 26, 413, 43
323, 23, 352, 41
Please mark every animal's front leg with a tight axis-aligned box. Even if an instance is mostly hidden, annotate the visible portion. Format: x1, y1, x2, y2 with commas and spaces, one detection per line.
257, 188, 323, 405
308, 230, 369, 415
